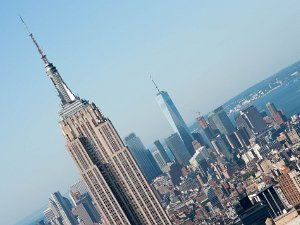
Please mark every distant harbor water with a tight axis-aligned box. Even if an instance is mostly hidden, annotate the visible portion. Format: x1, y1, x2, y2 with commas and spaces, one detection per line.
190, 75, 300, 130
251, 78, 300, 118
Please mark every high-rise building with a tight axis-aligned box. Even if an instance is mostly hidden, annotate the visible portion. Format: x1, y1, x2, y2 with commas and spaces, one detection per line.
154, 140, 171, 163
236, 105, 267, 137
74, 204, 97, 225
151, 78, 194, 155
235, 196, 271, 225
24, 21, 171, 225
266, 102, 286, 126
73, 193, 102, 225
124, 133, 162, 183
236, 127, 251, 147
196, 115, 214, 140
204, 186, 223, 210
278, 166, 300, 206
69, 180, 89, 205
208, 106, 235, 136
152, 150, 168, 171
43, 207, 59, 225
193, 141, 211, 160
69, 180, 103, 224
51, 191, 77, 225
189, 144, 210, 178
45, 199, 65, 225
197, 115, 209, 129
255, 185, 286, 218
191, 132, 205, 147
168, 163, 183, 186
165, 133, 192, 166
225, 132, 242, 149
192, 127, 214, 149
211, 134, 233, 161
44, 192, 76, 225
70, 180, 89, 196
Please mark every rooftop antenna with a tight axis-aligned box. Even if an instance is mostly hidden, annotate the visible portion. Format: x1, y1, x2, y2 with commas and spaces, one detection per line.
19, 16, 30, 33
20, 16, 49, 65
20, 16, 76, 105
150, 75, 161, 93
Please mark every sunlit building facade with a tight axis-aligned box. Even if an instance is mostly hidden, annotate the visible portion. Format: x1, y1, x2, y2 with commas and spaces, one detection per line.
25, 24, 171, 225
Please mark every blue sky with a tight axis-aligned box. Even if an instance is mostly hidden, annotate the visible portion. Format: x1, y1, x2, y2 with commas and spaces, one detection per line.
2, 1, 300, 224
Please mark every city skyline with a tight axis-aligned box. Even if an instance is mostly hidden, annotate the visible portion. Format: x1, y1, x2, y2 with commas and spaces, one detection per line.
27, 18, 171, 224
3, 1, 300, 225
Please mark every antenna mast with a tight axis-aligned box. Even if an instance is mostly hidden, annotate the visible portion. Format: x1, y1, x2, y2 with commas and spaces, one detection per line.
150, 75, 161, 93
20, 16, 49, 65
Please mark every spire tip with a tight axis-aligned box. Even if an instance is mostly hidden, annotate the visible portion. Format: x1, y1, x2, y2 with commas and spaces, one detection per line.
19, 16, 31, 35
150, 75, 161, 93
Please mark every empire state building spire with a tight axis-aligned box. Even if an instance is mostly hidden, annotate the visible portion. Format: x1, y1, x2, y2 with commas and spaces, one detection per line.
22, 17, 172, 225
20, 17, 76, 106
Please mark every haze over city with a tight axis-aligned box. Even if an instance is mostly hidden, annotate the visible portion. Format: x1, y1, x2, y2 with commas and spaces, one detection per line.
2, 1, 300, 225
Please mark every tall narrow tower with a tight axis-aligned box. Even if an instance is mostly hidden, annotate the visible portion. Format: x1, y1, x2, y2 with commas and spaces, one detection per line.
266, 102, 285, 126
124, 133, 162, 183
22, 19, 171, 225
208, 106, 235, 135
151, 77, 194, 156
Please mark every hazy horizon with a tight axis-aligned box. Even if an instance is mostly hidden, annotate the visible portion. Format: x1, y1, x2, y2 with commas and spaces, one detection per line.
14, 57, 300, 225
2, 1, 300, 224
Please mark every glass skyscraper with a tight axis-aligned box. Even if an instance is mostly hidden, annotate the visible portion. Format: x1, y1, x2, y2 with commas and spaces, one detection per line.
154, 140, 171, 163
124, 133, 162, 183
165, 133, 192, 166
155, 89, 194, 156
208, 106, 235, 135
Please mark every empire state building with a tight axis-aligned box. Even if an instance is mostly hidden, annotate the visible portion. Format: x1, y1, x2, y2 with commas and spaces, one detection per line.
22, 18, 171, 225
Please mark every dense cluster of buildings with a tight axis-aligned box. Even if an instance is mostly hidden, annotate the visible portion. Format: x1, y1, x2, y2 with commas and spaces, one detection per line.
39, 181, 102, 225
37, 86, 300, 225
144, 86, 300, 225
24, 21, 300, 225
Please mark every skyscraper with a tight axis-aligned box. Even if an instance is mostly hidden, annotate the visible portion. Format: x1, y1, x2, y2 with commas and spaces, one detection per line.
168, 163, 183, 186
69, 180, 89, 205
165, 133, 192, 166
73, 193, 102, 225
266, 102, 286, 126
152, 78, 194, 155
154, 140, 171, 163
152, 150, 168, 171
208, 106, 235, 136
204, 186, 224, 210
43, 207, 60, 225
236, 127, 251, 147
197, 114, 209, 129
236, 196, 271, 225
189, 144, 210, 178
255, 185, 285, 218
211, 134, 233, 161
278, 165, 300, 206
124, 133, 162, 182
51, 191, 77, 225
191, 132, 205, 146
196, 114, 214, 140
23, 19, 171, 225
236, 105, 267, 137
